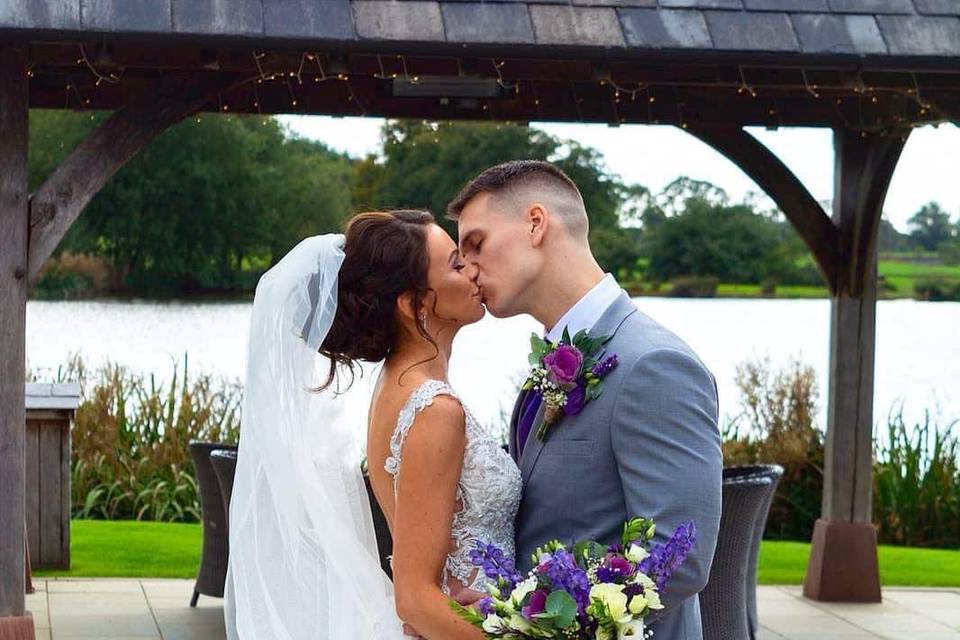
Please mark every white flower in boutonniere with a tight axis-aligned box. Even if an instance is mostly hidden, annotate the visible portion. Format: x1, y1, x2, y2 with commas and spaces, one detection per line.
523, 327, 619, 442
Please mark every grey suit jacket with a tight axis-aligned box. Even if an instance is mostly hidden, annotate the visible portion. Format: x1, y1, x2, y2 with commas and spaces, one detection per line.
510, 291, 722, 640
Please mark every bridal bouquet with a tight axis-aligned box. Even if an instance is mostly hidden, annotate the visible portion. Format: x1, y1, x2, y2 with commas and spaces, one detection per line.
452, 518, 695, 640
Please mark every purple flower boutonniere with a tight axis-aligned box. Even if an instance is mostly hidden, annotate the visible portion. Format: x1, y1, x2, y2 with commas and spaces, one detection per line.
524, 327, 619, 442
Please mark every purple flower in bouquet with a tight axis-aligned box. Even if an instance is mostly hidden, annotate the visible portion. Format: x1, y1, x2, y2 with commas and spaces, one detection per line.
521, 590, 549, 620
537, 548, 591, 613
563, 383, 587, 416
592, 354, 619, 378
596, 553, 635, 583
469, 541, 521, 589
543, 345, 583, 389
477, 597, 494, 616
638, 521, 697, 591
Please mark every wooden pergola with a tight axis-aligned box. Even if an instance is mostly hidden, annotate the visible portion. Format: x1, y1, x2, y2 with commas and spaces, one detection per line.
2, 0, 959, 636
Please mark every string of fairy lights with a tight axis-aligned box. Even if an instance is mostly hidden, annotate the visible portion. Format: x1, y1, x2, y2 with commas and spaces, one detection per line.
30, 44, 950, 138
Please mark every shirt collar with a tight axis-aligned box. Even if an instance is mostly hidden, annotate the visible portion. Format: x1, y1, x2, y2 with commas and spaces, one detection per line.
545, 274, 622, 343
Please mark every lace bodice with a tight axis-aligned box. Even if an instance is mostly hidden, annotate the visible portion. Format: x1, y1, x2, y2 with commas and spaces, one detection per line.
384, 379, 522, 595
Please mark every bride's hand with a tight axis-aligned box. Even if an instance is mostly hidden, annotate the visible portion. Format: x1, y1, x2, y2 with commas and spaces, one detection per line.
452, 588, 486, 609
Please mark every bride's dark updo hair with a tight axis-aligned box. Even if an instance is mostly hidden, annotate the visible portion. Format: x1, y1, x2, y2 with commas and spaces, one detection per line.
318, 209, 437, 390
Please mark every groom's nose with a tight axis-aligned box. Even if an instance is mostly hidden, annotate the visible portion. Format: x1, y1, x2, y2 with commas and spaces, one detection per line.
465, 261, 479, 283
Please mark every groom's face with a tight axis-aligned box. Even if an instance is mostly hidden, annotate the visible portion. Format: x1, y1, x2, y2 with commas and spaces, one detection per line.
457, 193, 539, 318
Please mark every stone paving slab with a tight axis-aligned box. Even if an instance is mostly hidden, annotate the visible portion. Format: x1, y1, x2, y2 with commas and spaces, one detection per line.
25, 579, 960, 640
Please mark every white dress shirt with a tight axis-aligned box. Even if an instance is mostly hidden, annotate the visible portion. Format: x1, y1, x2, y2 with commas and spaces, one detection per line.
545, 274, 623, 343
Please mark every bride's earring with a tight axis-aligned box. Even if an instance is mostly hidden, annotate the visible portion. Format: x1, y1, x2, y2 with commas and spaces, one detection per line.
419, 312, 429, 332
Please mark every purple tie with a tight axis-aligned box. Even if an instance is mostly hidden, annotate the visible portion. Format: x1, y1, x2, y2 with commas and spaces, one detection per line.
516, 391, 543, 457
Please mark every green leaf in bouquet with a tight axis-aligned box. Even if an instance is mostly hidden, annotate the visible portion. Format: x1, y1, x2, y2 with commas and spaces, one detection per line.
449, 600, 486, 628
562, 326, 573, 346
586, 384, 603, 403
622, 517, 656, 546
530, 333, 549, 354
573, 539, 607, 565
533, 590, 577, 630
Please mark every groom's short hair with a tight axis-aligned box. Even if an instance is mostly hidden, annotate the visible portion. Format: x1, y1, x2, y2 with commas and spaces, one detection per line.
447, 160, 589, 240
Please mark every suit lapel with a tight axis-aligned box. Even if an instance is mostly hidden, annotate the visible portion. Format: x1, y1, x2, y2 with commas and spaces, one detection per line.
507, 388, 528, 463
520, 399, 547, 482
520, 291, 638, 483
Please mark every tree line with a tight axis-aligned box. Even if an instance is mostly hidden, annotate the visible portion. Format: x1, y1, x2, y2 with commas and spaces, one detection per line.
28, 113, 959, 298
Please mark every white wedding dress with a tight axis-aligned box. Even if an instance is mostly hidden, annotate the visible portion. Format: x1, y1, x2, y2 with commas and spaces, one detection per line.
385, 379, 522, 595
225, 234, 522, 639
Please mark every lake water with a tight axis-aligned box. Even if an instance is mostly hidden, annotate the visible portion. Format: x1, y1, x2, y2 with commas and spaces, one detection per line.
25, 297, 960, 438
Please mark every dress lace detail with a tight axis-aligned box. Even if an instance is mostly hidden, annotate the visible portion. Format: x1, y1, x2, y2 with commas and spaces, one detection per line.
384, 379, 522, 595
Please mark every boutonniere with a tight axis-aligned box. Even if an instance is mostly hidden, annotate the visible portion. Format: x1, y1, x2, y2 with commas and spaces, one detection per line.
523, 327, 619, 442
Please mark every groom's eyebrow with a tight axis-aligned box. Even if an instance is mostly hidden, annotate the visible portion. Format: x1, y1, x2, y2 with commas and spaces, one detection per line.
459, 230, 480, 251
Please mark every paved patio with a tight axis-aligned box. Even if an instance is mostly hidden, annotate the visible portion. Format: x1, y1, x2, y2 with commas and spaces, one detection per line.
23, 579, 960, 639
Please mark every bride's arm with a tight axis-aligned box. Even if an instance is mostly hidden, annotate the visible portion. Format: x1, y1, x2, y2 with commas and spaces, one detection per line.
391, 395, 485, 640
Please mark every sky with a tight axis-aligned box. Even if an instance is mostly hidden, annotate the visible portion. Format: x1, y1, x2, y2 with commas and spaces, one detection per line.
279, 115, 960, 233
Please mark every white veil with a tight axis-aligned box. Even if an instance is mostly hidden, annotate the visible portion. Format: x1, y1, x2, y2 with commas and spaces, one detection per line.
224, 234, 405, 639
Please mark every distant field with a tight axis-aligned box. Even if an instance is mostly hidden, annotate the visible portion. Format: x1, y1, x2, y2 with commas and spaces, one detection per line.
632, 258, 960, 300
879, 259, 960, 296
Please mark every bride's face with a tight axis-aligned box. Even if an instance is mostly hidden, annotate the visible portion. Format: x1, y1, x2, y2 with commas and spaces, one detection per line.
422, 224, 485, 328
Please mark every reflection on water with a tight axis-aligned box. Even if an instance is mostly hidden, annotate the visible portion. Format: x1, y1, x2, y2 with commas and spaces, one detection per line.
26, 297, 960, 436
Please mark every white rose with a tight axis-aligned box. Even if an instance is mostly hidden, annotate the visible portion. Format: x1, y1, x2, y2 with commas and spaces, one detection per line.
645, 590, 663, 610
625, 544, 649, 564
618, 619, 645, 639
482, 614, 504, 633
510, 576, 538, 604
628, 594, 647, 615
633, 572, 656, 591
590, 583, 629, 622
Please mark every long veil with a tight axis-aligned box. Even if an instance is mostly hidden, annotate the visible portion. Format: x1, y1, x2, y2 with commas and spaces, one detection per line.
224, 234, 405, 639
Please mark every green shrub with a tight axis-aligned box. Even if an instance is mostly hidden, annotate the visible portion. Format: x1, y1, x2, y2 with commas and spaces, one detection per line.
668, 275, 719, 298
914, 278, 960, 301
44, 355, 242, 522
723, 358, 824, 541
726, 357, 960, 548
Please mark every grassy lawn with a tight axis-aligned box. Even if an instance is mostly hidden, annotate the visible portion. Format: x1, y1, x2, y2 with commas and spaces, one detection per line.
34, 520, 960, 587
34, 520, 201, 579
759, 540, 960, 587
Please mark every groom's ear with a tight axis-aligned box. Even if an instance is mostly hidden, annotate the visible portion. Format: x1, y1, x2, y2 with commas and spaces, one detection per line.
526, 204, 549, 248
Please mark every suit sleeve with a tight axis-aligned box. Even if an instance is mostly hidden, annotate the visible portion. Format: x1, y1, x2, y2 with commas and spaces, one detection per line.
610, 347, 722, 617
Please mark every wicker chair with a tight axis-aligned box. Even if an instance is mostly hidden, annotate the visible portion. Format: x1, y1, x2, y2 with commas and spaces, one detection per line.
700, 473, 777, 640
187, 441, 237, 607
363, 471, 394, 579
210, 449, 238, 520
722, 465, 784, 639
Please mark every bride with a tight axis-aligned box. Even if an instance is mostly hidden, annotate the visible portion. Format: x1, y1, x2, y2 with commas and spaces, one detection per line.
224, 210, 522, 639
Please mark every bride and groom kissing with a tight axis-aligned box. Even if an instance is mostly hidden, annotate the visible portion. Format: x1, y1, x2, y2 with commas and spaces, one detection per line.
224, 160, 722, 640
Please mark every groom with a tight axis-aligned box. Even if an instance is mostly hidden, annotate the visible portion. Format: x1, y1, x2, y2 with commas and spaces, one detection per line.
450, 160, 722, 640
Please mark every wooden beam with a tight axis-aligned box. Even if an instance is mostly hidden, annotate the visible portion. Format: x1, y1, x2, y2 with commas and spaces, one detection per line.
683, 125, 841, 291
833, 129, 911, 297
27, 74, 238, 282
0, 46, 32, 631
804, 127, 909, 603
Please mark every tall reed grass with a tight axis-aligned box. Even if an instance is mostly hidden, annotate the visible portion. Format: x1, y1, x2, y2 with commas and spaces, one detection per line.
874, 407, 960, 548
29, 354, 241, 522
725, 357, 960, 548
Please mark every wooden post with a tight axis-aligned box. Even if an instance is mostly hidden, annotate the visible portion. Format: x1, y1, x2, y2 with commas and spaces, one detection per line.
803, 128, 909, 603
0, 46, 36, 639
